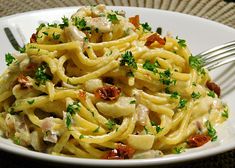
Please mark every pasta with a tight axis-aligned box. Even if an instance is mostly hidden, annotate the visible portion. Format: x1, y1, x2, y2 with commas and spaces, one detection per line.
0, 5, 228, 159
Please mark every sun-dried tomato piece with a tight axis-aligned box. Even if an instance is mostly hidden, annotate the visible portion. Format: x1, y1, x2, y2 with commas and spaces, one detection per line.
206, 81, 221, 97
129, 15, 140, 28
145, 33, 166, 47
103, 143, 135, 159
30, 33, 37, 43
187, 134, 211, 147
95, 85, 121, 101
17, 74, 31, 89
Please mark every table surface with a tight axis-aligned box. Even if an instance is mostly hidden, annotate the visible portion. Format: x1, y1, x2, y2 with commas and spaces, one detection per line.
0, 0, 235, 168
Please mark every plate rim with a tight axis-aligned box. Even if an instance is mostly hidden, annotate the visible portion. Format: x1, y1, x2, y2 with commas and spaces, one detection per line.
0, 6, 235, 167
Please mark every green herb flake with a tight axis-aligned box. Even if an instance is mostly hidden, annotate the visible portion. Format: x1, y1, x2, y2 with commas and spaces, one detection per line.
144, 126, 149, 134
189, 55, 205, 74
36, 23, 46, 32
47, 23, 58, 28
120, 51, 137, 69
159, 69, 176, 86
176, 36, 187, 48
35, 64, 52, 85
74, 17, 87, 29
83, 37, 89, 43
170, 92, 179, 99
129, 100, 136, 104
156, 27, 162, 35
79, 134, 85, 139
191, 92, 201, 99
42, 31, 48, 36
105, 119, 116, 130
126, 71, 134, 77
205, 120, 217, 141
5, 53, 15, 66
107, 14, 119, 23
141, 22, 152, 32
18, 45, 26, 53
52, 32, 60, 40
67, 101, 81, 115
27, 99, 35, 105
143, 60, 159, 73
178, 99, 187, 109
222, 106, 229, 118
66, 112, 72, 128
93, 126, 100, 133
207, 90, 216, 98
151, 121, 164, 133
13, 136, 21, 145
59, 16, 69, 29
173, 146, 185, 154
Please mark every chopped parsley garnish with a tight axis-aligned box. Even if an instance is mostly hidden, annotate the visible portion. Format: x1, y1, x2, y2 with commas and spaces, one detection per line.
151, 121, 164, 133
66, 113, 72, 128
36, 23, 46, 32
141, 22, 151, 32
176, 36, 187, 48
159, 69, 176, 86
191, 92, 201, 99
52, 32, 60, 40
173, 147, 185, 154
83, 37, 89, 42
192, 82, 197, 86
42, 31, 48, 36
105, 119, 116, 130
156, 27, 162, 35
47, 23, 58, 27
59, 16, 69, 29
18, 45, 26, 53
222, 106, 229, 118
189, 55, 205, 74
126, 71, 134, 77
120, 51, 137, 69
107, 14, 119, 23
79, 134, 85, 139
66, 101, 81, 128
35, 64, 52, 85
27, 100, 35, 105
178, 98, 187, 108
170, 92, 180, 99
5, 53, 15, 66
129, 100, 136, 104
74, 17, 87, 30
67, 101, 81, 115
93, 126, 100, 133
143, 60, 159, 73
144, 126, 149, 134
207, 90, 216, 98
13, 136, 21, 145
205, 120, 217, 141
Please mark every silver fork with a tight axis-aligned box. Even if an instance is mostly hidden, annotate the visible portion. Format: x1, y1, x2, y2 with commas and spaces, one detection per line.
197, 41, 235, 71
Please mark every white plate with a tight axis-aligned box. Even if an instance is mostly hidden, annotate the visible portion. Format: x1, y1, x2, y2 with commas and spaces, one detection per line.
0, 6, 235, 167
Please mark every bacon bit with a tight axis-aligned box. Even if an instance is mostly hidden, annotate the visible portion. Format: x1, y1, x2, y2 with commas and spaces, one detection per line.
187, 134, 211, 147
17, 74, 31, 89
206, 81, 221, 97
30, 33, 37, 43
78, 90, 86, 101
103, 143, 135, 159
95, 85, 121, 101
129, 15, 140, 28
145, 33, 166, 47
